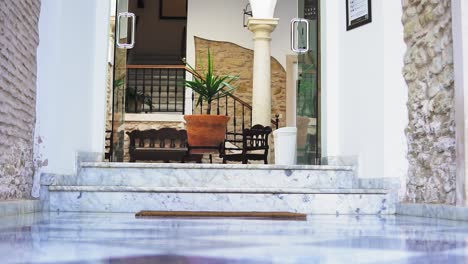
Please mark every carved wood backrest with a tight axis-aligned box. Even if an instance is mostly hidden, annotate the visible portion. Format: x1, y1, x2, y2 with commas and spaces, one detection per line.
243, 125, 272, 152
126, 129, 188, 149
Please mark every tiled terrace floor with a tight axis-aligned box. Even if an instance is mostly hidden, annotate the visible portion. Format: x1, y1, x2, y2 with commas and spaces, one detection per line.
1, 212, 468, 263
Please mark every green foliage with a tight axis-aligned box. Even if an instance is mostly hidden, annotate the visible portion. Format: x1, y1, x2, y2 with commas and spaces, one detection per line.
126, 86, 152, 107
184, 49, 239, 114
114, 78, 125, 89
115, 78, 152, 112
297, 64, 317, 117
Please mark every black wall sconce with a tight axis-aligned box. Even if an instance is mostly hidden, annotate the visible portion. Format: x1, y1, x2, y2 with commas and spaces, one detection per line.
243, 3, 252, 27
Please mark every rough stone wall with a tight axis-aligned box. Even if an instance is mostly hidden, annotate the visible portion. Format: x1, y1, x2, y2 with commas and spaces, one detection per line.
402, 0, 456, 204
105, 18, 115, 149
0, 1, 41, 200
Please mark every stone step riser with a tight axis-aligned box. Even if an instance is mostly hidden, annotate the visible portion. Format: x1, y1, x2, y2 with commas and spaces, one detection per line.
69, 167, 357, 189
48, 191, 396, 215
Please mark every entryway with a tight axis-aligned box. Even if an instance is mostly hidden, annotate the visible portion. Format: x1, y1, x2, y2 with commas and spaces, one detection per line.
107, 0, 321, 165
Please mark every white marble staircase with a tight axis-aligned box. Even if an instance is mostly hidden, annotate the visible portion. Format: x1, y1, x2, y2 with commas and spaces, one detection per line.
42, 162, 399, 215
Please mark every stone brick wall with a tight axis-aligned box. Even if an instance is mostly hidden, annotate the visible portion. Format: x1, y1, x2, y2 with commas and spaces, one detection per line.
194, 37, 287, 129
0, 0, 41, 200
402, 0, 456, 204
105, 18, 115, 145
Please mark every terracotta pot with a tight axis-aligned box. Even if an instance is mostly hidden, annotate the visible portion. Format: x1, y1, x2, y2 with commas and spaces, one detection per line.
184, 115, 230, 154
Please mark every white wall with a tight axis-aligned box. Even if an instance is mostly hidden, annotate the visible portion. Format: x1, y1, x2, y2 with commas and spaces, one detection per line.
321, 0, 408, 179
320, 0, 340, 158
452, 0, 468, 205
35, 0, 111, 175
383, 1, 408, 183
186, 0, 297, 70
339, 0, 385, 179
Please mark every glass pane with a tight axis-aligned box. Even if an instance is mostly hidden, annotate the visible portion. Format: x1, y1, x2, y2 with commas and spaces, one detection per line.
297, 0, 320, 165
111, 0, 129, 162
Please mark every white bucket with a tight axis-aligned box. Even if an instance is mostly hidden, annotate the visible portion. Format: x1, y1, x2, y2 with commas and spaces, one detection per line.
273, 127, 297, 165
249, 0, 278, 19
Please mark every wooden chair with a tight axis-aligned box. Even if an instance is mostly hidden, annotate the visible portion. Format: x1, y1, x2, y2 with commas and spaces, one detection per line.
222, 124, 272, 164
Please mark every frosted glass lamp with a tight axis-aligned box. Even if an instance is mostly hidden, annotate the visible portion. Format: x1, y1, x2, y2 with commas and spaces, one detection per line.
249, 0, 277, 18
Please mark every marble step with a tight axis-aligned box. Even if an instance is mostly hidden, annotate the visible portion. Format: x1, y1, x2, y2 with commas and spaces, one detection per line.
48, 186, 396, 215
49, 186, 389, 194
67, 162, 357, 189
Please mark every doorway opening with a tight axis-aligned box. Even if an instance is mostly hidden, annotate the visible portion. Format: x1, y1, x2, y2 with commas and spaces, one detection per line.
106, 0, 321, 165
107, 0, 188, 162
127, 0, 187, 66
124, 0, 188, 114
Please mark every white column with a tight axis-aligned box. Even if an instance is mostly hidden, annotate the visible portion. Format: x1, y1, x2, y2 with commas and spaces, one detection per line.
452, 0, 468, 206
247, 18, 278, 126
286, 55, 298, 127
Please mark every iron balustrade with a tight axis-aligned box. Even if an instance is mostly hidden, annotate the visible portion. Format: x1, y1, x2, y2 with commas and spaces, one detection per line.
126, 65, 187, 113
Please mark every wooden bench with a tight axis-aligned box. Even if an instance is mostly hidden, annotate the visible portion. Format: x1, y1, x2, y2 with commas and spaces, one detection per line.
126, 128, 203, 163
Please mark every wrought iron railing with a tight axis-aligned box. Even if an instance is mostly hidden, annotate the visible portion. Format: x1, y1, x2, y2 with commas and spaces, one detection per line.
104, 130, 112, 161
126, 65, 186, 113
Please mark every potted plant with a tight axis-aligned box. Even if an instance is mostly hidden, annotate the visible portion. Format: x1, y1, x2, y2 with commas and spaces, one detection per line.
125, 83, 153, 113
183, 49, 239, 153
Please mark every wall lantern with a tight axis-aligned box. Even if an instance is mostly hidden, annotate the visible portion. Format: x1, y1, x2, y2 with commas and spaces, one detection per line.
243, 3, 252, 27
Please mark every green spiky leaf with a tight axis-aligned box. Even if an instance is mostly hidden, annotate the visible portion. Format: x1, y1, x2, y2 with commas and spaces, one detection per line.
183, 49, 239, 114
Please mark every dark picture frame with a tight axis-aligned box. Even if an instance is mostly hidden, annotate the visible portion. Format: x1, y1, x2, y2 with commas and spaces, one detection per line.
160, 0, 187, 19
346, 0, 372, 31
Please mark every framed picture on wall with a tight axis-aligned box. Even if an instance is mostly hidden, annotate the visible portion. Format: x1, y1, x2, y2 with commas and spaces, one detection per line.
160, 0, 187, 19
346, 0, 372, 31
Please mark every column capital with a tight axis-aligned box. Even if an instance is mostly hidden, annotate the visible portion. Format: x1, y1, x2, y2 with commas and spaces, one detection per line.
247, 18, 279, 35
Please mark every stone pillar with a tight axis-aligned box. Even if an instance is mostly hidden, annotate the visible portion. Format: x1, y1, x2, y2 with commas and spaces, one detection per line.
248, 18, 279, 126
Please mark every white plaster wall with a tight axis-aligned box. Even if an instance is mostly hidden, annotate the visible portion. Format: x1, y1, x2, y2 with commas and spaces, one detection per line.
462, 0, 468, 201
339, 0, 385, 178
383, 1, 408, 183
35, 0, 111, 175
186, 0, 297, 70
321, 0, 407, 179
322, 1, 384, 177
320, 0, 341, 158
452, 0, 468, 205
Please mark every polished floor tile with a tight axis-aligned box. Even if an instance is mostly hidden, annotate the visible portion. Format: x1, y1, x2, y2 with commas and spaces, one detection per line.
1, 213, 468, 263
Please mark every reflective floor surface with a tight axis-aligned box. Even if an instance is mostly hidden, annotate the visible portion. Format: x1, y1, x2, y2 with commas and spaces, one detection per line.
1, 212, 468, 263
